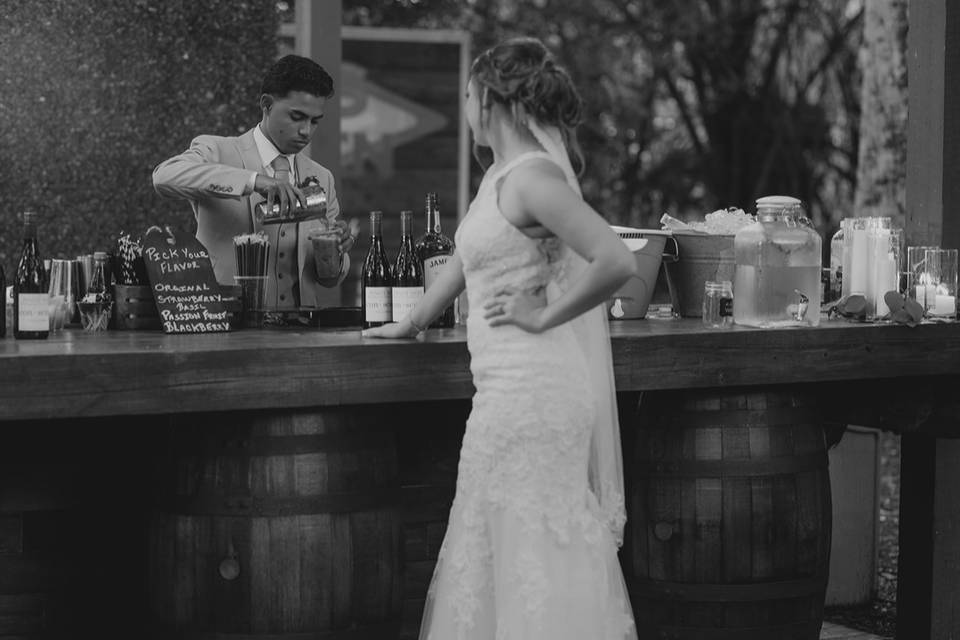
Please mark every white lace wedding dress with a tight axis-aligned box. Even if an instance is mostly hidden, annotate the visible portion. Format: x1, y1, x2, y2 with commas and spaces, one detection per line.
418, 151, 638, 640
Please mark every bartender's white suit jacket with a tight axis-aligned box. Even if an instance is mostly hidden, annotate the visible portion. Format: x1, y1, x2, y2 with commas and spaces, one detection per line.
152, 127, 348, 307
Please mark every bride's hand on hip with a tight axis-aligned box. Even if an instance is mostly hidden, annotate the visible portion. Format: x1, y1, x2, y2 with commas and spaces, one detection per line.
483, 286, 547, 333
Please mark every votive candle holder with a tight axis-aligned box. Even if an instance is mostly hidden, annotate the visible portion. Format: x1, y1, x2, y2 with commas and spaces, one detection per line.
907, 245, 939, 314
926, 248, 958, 319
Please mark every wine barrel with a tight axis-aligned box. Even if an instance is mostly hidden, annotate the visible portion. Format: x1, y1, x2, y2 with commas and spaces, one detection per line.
0, 419, 153, 638
626, 388, 832, 640
0, 456, 74, 640
147, 407, 401, 638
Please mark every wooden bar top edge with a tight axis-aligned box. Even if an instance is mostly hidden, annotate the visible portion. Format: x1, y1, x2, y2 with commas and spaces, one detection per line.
1, 319, 956, 420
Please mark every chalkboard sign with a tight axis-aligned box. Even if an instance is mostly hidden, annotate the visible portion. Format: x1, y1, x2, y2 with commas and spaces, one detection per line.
142, 226, 231, 334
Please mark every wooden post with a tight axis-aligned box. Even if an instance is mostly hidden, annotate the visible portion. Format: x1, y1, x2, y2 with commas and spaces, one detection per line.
296, 0, 342, 184
905, 0, 960, 248
901, 1, 960, 637
897, 435, 960, 638
296, 0, 345, 307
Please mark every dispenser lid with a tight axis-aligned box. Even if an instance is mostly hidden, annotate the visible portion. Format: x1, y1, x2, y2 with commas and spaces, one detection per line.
756, 195, 801, 207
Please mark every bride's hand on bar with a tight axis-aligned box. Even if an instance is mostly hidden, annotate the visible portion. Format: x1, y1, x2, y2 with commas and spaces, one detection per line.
362, 318, 421, 339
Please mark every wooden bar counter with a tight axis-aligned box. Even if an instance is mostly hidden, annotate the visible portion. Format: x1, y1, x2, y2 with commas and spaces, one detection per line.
1, 319, 957, 639
2, 319, 959, 419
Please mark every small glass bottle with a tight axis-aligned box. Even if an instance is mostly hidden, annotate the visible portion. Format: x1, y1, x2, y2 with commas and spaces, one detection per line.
87, 252, 113, 304
702, 280, 734, 328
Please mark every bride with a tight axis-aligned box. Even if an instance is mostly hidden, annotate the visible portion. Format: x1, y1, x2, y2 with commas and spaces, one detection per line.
363, 36, 639, 640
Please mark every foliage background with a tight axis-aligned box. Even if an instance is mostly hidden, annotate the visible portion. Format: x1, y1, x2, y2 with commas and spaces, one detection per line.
0, 0, 878, 278
344, 0, 867, 246
0, 0, 278, 274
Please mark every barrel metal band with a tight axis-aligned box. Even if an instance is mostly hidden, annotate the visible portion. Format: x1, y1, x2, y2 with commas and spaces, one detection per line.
194, 432, 395, 457
172, 621, 401, 639
643, 621, 821, 640
157, 489, 401, 516
632, 451, 827, 477
658, 407, 822, 428
629, 576, 828, 602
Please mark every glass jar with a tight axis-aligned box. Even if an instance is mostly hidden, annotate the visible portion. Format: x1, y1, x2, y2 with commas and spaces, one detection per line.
732, 195, 823, 327
702, 280, 734, 328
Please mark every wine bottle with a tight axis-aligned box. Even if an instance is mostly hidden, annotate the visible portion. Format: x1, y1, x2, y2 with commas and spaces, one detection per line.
13, 211, 50, 340
0, 262, 6, 338
392, 210, 424, 322
415, 192, 456, 328
361, 210, 393, 329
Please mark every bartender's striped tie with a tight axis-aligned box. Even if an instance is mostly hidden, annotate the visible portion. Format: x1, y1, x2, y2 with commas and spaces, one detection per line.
272, 155, 292, 184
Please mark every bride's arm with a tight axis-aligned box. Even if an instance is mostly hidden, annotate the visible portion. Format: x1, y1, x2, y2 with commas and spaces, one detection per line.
489, 162, 637, 332
362, 252, 466, 338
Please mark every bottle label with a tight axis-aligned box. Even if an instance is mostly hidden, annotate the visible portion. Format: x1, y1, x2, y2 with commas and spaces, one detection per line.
392, 286, 424, 322
719, 297, 733, 317
364, 287, 392, 322
18, 293, 49, 331
423, 255, 450, 289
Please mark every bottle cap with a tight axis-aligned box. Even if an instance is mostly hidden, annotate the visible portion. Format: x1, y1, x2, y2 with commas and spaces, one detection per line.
21, 211, 37, 223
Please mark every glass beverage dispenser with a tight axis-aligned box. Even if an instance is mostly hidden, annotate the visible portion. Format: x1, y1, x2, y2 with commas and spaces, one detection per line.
733, 195, 822, 327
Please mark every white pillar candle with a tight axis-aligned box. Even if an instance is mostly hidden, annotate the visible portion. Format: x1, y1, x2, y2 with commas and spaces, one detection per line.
933, 294, 956, 316
915, 284, 937, 308
873, 259, 899, 316
867, 229, 897, 317
849, 227, 869, 293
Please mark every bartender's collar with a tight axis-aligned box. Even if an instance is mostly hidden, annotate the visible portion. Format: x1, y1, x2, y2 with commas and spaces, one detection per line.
253, 125, 296, 174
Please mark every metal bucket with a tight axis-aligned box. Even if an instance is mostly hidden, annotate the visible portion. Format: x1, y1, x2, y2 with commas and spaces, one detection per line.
607, 228, 676, 320
664, 232, 736, 317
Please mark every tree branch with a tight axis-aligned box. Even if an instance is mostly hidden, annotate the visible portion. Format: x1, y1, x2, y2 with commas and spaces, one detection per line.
800, 7, 865, 99
656, 67, 707, 157
760, 0, 803, 101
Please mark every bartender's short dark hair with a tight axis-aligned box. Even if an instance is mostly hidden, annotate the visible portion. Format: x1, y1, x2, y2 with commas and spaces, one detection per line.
261, 55, 335, 99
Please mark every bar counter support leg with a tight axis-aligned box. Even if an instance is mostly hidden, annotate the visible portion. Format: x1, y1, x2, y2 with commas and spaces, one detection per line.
897, 434, 960, 639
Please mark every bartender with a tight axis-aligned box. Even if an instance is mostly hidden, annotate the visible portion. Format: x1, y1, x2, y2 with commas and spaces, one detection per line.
152, 54, 357, 309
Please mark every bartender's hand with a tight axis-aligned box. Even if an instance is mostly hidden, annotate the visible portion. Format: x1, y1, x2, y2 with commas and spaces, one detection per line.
328, 217, 360, 255
254, 174, 306, 220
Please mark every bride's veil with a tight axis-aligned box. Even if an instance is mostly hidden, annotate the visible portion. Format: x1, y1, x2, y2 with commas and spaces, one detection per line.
527, 118, 627, 547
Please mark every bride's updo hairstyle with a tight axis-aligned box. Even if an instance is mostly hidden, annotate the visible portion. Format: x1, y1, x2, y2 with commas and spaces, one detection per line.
470, 37, 585, 176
